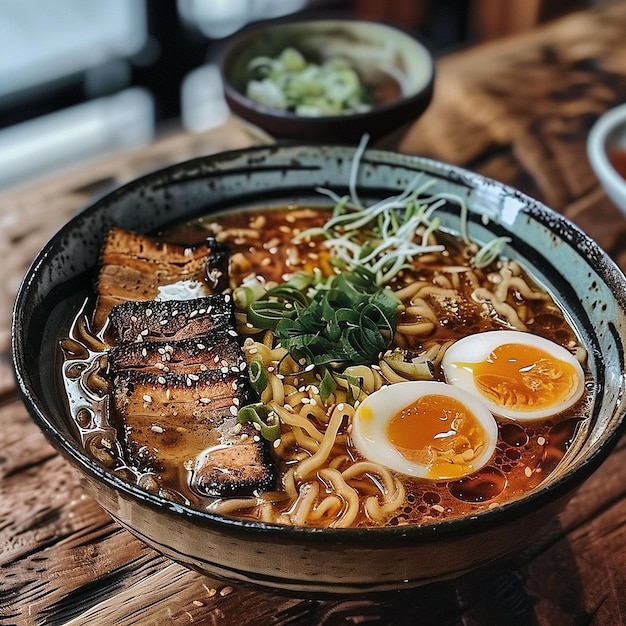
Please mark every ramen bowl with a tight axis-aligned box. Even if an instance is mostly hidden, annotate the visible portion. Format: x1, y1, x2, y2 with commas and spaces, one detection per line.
12, 144, 626, 595
219, 18, 435, 142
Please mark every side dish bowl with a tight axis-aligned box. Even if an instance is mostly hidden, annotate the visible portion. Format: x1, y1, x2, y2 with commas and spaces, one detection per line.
219, 18, 435, 142
587, 102, 626, 215
13, 145, 626, 595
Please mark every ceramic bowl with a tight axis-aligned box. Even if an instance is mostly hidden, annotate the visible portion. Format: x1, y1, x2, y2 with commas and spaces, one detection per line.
587, 102, 626, 215
13, 145, 626, 595
219, 18, 434, 142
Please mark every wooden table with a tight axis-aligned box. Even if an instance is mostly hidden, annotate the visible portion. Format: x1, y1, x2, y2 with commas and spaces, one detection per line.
3, 3, 626, 624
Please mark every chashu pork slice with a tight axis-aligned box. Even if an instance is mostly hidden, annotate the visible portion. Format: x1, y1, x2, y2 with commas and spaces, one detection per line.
93, 227, 229, 330
107, 295, 234, 344
107, 331, 246, 378
111, 368, 276, 497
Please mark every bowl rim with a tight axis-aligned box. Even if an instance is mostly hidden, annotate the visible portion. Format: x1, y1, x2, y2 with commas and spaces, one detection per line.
12, 143, 626, 544
587, 102, 626, 194
219, 16, 436, 125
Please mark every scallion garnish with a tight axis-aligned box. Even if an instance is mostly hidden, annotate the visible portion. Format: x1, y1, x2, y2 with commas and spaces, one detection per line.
237, 403, 281, 442
298, 135, 506, 284
245, 267, 400, 369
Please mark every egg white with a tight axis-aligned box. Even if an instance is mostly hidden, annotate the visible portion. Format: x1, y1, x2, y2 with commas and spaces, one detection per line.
351, 380, 498, 480
441, 330, 586, 421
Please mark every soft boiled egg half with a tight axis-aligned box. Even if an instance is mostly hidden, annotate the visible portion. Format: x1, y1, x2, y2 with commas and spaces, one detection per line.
351, 381, 498, 481
441, 330, 586, 421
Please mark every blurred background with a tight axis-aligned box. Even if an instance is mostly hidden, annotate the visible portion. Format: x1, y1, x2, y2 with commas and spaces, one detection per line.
0, 0, 601, 192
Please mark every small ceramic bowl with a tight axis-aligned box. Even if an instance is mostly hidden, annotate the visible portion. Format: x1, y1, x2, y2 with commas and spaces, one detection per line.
587, 102, 626, 215
12, 145, 626, 595
219, 19, 435, 142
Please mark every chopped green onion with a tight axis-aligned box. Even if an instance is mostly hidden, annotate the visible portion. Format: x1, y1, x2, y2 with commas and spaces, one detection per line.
245, 267, 400, 369
474, 236, 512, 269
245, 47, 371, 116
248, 360, 269, 394
233, 275, 267, 310
237, 403, 281, 442
319, 369, 337, 403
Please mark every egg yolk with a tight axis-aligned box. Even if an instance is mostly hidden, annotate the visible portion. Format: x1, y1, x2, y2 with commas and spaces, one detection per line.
467, 343, 579, 413
386, 393, 486, 479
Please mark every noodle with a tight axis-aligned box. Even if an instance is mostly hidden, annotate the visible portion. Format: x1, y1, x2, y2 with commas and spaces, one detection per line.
294, 406, 351, 481
472, 287, 529, 331
318, 469, 360, 528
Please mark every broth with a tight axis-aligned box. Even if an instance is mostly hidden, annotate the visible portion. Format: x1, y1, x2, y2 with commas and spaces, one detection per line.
61, 204, 592, 528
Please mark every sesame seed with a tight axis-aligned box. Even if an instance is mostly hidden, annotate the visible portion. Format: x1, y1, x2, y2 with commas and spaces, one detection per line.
199, 397, 211, 404
143, 394, 152, 403
145, 308, 153, 317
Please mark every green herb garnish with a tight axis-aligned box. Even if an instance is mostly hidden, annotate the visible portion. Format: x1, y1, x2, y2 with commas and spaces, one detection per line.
237, 403, 281, 442
246, 47, 370, 116
246, 267, 400, 369
295, 135, 508, 284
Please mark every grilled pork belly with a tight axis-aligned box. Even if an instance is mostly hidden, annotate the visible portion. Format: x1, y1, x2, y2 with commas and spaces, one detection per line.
101, 227, 277, 499
108, 332, 246, 377
93, 227, 228, 330
107, 295, 234, 344
111, 368, 276, 496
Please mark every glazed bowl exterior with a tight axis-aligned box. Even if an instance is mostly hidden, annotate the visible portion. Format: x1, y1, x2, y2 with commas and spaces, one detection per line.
13, 145, 626, 594
220, 18, 435, 142
587, 102, 626, 215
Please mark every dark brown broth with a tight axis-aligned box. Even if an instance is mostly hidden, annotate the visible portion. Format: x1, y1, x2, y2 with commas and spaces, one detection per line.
164, 206, 590, 524
62, 205, 591, 527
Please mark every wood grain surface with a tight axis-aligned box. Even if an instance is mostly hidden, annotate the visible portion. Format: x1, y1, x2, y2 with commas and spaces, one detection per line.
3, 3, 626, 624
